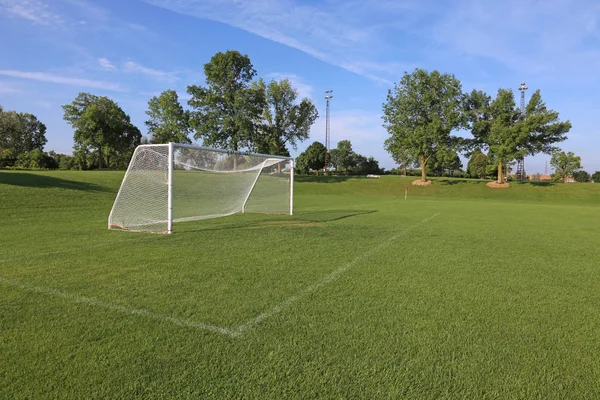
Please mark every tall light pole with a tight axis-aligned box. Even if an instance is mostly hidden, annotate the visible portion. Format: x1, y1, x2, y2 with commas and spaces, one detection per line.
516, 82, 528, 182
324, 90, 333, 175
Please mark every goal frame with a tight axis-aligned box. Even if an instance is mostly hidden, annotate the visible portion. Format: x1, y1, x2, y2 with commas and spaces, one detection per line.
108, 142, 294, 234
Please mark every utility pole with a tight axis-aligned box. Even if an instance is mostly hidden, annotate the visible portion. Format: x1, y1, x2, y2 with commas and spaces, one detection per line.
324, 90, 333, 175
516, 82, 528, 182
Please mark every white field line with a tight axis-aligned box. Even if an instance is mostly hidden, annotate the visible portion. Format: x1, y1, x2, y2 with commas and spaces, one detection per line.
1, 213, 439, 339
231, 213, 440, 337
0, 276, 236, 337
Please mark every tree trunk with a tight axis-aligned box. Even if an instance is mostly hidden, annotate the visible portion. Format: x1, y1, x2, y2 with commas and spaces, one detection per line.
564, 175, 567, 183
403, 163, 407, 176
420, 155, 427, 181
98, 147, 103, 170
497, 161, 503, 184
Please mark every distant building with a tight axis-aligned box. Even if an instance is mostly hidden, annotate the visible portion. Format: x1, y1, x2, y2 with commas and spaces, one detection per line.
539, 174, 552, 181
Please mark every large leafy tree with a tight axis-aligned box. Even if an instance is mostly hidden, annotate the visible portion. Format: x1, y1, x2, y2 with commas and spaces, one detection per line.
551, 150, 582, 183
295, 141, 326, 174
572, 170, 590, 182
0, 105, 47, 166
427, 148, 462, 177
466, 149, 489, 179
592, 171, 600, 183
466, 88, 571, 184
145, 89, 191, 144
383, 68, 464, 182
187, 50, 264, 161
354, 155, 382, 175
62, 93, 141, 169
387, 144, 416, 176
336, 140, 355, 174
253, 78, 318, 156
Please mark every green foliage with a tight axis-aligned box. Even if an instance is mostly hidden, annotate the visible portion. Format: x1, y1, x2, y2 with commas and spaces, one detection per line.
466, 149, 489, 178
383, 68, 464, 181
551, 150, 582, 183
0, 105, 47, 167
336, 140, 355, 173
387, 145, 416, 176
573, 170, 591, 183
328, 148, 340, 171
426, 147, 462, 177
466, 88, 571, 183
62, 93, 141, 169
295, 141, 326, 174
353, 155, 382, 175
592, 171, 600, 183
253, 78, 318, 156
187, 51, 264, 152
145, 90, 191, 144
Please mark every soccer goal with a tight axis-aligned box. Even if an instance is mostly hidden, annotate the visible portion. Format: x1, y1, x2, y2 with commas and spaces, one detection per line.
108, 143, 294, 234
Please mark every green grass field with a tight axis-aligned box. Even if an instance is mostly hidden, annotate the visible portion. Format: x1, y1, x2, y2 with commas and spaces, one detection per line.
2, 170, 600, 398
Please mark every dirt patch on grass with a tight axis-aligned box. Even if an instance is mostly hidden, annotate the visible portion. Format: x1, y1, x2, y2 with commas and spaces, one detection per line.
412, 179, 432, 186
486, 182, 510, 189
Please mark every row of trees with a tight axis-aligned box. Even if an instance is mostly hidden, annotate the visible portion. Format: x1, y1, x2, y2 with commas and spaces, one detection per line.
1, 50, 319, 170
295, 140, 382, 175
383, 69, 572, 184
57, 50, 319, 170
0, 105, 50, 168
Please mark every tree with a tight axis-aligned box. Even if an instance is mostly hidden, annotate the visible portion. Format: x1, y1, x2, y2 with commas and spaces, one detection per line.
336, 140, 355, 174
0, 106, 47, 167
295, 141, 326, 174
253, 78, 318, 156
383, 68, 464, 182
328, 148, 340, 172
551, 151, 582, 183
592, 171, 600, 183
573, 170, 590, 182
388, 146, 416, 176
62, 93, 141, 169
466, 88, 571, 184
187, 50, 264, 163
427, 148, 462, 177
467, 149, 489, 178
465, 89, 519, 184
354, 155, 382, 175
145, 90, 191, 144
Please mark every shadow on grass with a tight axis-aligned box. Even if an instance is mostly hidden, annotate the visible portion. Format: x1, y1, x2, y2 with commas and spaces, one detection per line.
0, 172, 110, 192
437, 179, 468, 185
182, 209, 377, 233
294, 175, 368, 183
526, 181, 555, 187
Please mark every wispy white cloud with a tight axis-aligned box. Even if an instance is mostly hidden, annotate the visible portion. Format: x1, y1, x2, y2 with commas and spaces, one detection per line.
264, 73, 314, 100
0, 82, 24, 94
98, 58, 116, 71
0, 0, 63, 25
432, 0, 600, 78
123, 61, 178, 82
0, 70, 125, 92
143, 0, 423, 84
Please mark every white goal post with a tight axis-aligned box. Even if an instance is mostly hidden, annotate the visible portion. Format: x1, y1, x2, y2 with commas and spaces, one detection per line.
108, 143, 294, 234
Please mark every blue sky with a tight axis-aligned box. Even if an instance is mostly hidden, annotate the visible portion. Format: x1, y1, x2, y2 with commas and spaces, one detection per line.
1, 0, 599, 173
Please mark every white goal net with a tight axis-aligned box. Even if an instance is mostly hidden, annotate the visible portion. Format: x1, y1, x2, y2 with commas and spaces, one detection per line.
108, 143, 294, 233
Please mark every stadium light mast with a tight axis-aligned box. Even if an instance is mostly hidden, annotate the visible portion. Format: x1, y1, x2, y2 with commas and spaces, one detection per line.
324, 90, 333, 175
516, 82, 528, 182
